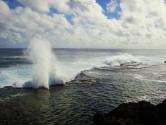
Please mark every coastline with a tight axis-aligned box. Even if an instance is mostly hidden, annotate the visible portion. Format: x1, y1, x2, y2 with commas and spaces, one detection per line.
0, 86, 166, 125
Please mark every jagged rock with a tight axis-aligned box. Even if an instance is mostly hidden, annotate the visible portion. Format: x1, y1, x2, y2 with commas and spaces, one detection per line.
94, 100, 166, 125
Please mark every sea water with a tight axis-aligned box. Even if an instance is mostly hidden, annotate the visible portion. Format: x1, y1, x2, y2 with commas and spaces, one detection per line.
0, 49, 165, 87
0, 49, 166, 124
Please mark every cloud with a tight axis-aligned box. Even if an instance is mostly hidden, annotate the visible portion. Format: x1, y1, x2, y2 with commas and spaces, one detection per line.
119, 0, 166, 48
17, 0, 50, 13
0, 0, 10, 16
17, 0, 70, 13
0, 0, 166, 49
106, 0, 119, 13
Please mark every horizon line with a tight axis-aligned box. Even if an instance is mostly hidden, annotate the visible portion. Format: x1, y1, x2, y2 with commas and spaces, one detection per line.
0, 48, 166, 50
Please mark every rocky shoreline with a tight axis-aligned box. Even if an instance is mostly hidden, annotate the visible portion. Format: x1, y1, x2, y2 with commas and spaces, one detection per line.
94, 99, 166, 125
0, 86, 166, 125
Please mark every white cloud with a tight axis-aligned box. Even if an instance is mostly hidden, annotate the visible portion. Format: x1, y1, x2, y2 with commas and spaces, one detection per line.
0, 0, 166, 49
50, 0, 70, 13
119, 0, 166, 48
106, 0, 118, 13
17, 0, 50, 13
17, 0, 70, 13
0, 0, 10, 16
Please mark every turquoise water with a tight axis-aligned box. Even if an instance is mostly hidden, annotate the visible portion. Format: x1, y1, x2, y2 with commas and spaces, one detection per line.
0, 49, 165, 87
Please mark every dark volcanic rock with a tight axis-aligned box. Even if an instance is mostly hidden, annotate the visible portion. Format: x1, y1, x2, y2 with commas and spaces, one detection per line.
94, 100, 166, 125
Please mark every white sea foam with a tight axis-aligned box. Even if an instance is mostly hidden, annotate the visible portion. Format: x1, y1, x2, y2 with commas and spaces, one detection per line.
103, 53, 165, 68
104, 54, 141, 67
0, 66, 31, 88
0, 52, 164, 88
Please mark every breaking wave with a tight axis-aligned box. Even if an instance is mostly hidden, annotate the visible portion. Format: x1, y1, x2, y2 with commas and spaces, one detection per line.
104, 54, 141, 67
0, 53, 164, 88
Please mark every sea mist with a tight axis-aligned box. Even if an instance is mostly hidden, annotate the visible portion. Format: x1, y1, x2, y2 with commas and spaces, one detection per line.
26, 38, 64, 89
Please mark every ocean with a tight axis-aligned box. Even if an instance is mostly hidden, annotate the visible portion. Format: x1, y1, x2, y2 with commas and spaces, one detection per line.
0, 48, 166, 125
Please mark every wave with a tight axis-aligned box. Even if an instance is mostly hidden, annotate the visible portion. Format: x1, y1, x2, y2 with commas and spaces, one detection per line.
0, 53, 164, 88
104, 54, 141, 67
104, 53, 165, 67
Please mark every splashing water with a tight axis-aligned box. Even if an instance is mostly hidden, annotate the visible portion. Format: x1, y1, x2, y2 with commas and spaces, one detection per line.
0, 49, 165, 88
104, 54, 141, 67
25, 38, 65, 89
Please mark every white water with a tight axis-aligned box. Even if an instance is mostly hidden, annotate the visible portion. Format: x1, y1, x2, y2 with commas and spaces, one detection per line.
24, 38, 66, 89
104, 53, 164, 67
104, 54, 141, 67
0, 51, 165, 88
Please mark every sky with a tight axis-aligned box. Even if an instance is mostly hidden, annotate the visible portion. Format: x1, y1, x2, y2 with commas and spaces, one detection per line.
0, 0, 166, 48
